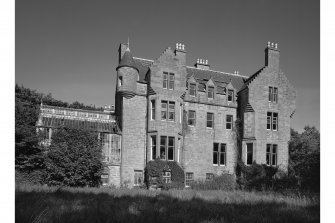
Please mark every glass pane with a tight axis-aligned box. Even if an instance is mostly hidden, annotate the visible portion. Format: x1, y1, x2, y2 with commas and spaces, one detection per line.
162, 101, 167, 108
168, 137, 174, 147
161, 111, 166, 120
213, 143, 219, 152
272, 144, 277, 153
220, 144, 226, 153
220, 152, 225, 165
266, 144, 271, 153
168, 147, 174, 160
213, 152, 218, 164
247, 143, 253, 153
272, 154, 276, 166
266, 154, 270, 165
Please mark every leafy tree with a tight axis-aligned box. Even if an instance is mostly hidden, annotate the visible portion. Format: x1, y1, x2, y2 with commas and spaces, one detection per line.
289, 126, 320, 192
44, 127, 103, 187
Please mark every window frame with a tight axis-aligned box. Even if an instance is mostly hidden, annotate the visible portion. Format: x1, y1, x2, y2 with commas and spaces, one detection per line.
269, 86, 278, 103
168, 73, 175, 90
185, 172, 194, 187
189, 83, 197, 97
151, 99, 156, 120
163, 171, 172, 183
246, 143, 253, 165
151, 135, 157, 160
226, 115, 233, 130
266, 112, 278, 131
207, 112, 214, 128
213, 143, 226, 166
208, 86, 214, 99
163, 72, 168, 89
266, 144, 277, 166
167, 136, 175, 161
161, 101, 167, 120
188, 110, 196, 126
163, 72, 175, 90
227, 89, 234, 102
168, 101, 175, 121
160, 136, 174, 161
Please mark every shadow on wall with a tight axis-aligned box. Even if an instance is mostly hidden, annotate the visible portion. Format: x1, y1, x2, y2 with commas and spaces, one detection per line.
16, 188, 319, 223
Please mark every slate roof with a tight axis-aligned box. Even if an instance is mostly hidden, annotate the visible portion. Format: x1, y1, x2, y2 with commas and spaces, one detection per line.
116, 50, 139, 73
130, 57, 249, 91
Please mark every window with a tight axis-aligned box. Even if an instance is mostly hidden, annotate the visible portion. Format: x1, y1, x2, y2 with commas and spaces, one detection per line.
151, 135, 156, 160
207, 112, 214, 128
185, 172, 194, 187
246, 143, 253, 165
189, 83, 196, 96
134, 170, 143, 186
269, 87, 278, 103
169, 73, 175, 90
163, 171, 171, 183
266, 144, 277, 166
206, 173, 214, 181
188, 110, 196, 126
213, 143, 226, 166
101, 133, 111, 162
161, 101, 175, 121
151, 100, 156, 120
160, 136, 174, 161
101, 167, 109, 186
161, 101, 167, 120
267, 112, 278, 131
160, 136, 166, 159
163, 72, 168, 89
168, 137, 174, 161
118, 76, 123, 87
163, 72, 174, 90
228, 90, 234, 102
208, 86, 214, 99
226, 115, 233, 130
168, 102, 175, 121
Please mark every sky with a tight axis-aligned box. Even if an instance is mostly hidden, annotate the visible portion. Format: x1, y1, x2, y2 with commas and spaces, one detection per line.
15, 0, 320, 132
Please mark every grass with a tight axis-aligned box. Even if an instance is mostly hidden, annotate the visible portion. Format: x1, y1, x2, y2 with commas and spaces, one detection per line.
16, 184, 319, 223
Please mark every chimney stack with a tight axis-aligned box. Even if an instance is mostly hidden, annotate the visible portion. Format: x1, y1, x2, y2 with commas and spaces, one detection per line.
175, 42, 186, 65
265, 41, 280, 70
195, 58, 210, 70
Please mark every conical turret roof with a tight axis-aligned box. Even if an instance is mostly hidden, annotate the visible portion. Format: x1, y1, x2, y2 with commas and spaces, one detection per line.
116, 49, 139, 72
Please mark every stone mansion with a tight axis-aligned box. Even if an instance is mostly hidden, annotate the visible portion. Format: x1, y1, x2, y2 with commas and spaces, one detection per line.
37, 41, 296, 187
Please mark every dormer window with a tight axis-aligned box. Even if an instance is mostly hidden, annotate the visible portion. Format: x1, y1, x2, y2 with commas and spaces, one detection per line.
163, 72, 174, 90
189, 83, 196, 96
228, 90, 234, 102
208, 86, 214, 99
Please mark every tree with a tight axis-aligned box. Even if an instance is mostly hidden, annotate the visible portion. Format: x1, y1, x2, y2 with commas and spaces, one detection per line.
289, 126, 320, 192
44, 127, 103, 187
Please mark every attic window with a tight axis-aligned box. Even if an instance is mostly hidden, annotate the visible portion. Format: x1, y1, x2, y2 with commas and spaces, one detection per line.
228, 90, 234, 102
208, 86, 214, 99
189, 83, 196, 96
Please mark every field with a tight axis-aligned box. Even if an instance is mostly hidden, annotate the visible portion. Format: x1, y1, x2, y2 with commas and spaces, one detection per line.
16, 184, 319, 223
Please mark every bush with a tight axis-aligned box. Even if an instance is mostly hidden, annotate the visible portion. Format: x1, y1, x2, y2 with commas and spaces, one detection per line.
145, 159, 185, 189
15, 170, 46, 185
190, 173, 236, 190
44, 127, 103, 187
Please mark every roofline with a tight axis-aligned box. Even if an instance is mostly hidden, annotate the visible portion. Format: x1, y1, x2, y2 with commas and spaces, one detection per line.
132, 57, 249, 78
41, 104, 112, 114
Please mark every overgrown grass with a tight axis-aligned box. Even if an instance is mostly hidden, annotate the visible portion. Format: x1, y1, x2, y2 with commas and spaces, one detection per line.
16, 184, 319, 223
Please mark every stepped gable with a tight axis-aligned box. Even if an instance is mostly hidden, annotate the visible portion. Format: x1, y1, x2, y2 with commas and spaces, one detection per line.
245, 103, 255, 112
240, 66, 266, 91
186, 67, 247, 91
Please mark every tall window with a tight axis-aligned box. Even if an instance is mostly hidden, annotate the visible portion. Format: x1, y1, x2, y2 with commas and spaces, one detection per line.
208, 86, 214, 99
189, 83, 196, 96
134, 170, 143, 186
266, 144, 277, 166
246, 143, 253, 165
213, 143, 226, 166
228, 90, 234, 102
226, 115, 233, 129
151, 135, 156, 160
161, 101, 175, 121
163, 72, 168, 89
185, 172, 194, 187
160, 136, 174, 161
267, 112, 278, 131
163, 72, 174, 90
269, 87, 278, 103
169, 73, 175, 90
161, 101, 167, 120
188, 110, 196, 126
207, 112, 214, 128
151, 100, 156, 120
168, 102, 175, 121
168, 137, 175, 161
101, 133, 111, 162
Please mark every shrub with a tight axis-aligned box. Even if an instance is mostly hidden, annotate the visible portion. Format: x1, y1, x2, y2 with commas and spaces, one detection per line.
145, 159, 185, 189
44, 127, 103, 187
190, 173, 236, 190
15, 170, 47, 185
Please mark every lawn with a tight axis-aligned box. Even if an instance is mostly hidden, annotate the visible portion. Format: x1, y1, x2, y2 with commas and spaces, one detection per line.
15, 184, 319, 223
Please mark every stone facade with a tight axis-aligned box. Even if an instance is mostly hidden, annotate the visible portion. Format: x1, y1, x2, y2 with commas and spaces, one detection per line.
114, 41, 296, 187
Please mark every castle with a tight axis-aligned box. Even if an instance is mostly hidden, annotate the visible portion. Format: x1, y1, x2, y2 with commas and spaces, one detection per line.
37, 41, 296, 187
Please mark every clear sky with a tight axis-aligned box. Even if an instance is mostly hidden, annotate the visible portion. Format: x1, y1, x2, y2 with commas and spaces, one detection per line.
16, 0, 320, 132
